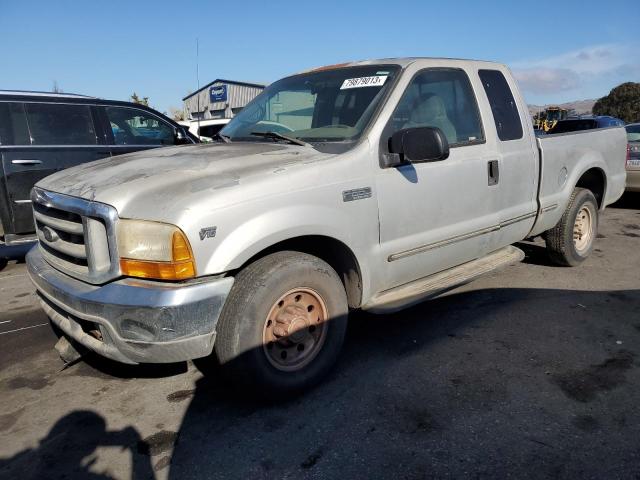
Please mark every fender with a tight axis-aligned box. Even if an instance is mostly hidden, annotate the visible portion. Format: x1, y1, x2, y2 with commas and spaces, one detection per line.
201, 203, 374, 299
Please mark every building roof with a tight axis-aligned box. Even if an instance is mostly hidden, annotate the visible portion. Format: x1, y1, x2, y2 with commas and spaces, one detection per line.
182, 79, 265, 101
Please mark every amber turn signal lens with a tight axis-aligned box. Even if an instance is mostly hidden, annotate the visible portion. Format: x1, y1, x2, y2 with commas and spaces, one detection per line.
120, 258, 196, 280
172, 231, 193, 262
119, 227, 196, 280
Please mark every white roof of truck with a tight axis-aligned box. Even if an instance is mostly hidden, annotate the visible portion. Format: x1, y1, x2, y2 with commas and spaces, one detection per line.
300, 57, 505, 74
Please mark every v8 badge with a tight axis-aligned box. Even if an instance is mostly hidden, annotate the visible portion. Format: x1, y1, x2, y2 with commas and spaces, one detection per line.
199, 226, 217, 241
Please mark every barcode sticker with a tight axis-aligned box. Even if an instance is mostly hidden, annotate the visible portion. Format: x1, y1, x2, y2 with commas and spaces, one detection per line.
340, 76, 387, 89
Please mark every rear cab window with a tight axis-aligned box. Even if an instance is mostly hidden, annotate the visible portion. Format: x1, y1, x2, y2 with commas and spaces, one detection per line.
478, 70, 523, 141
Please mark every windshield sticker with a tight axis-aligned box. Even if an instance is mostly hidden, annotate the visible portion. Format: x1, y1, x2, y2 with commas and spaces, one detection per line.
340, 76, 388, 89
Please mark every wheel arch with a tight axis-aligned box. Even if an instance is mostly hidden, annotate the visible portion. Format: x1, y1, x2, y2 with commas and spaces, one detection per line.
230, 235, 364, 309
575, 166, 606, 209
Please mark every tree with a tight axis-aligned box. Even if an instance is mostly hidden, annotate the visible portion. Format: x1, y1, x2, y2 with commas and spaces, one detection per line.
52, 80, 62, 93
130, 92, 150, 107
592, 82, 640, 123
168, 106, 185, 121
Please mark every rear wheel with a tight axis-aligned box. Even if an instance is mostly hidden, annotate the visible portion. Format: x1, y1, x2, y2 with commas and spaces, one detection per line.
545, 187, 598, 266
213, 251, 348, 397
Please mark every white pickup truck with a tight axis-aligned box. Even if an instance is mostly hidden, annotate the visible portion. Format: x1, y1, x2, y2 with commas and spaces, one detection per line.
26, 58, 627, 395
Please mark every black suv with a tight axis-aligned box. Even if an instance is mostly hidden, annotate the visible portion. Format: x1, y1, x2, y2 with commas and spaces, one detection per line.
0, 91, 197, 245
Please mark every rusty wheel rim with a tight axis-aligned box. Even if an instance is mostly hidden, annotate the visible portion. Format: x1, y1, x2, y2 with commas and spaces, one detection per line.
262, 287, 328, 372
573, 205, 594, 253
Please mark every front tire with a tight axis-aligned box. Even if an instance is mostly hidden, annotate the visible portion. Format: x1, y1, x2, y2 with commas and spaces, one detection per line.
545, 187, 598, 266
213, 251, 348, 397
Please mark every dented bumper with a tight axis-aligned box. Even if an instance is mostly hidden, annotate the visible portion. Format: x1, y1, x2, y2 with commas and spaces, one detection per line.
26, 246, 234, 364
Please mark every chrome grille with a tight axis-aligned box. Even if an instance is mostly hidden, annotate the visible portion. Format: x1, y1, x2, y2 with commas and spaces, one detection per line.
31, 188, 120, 284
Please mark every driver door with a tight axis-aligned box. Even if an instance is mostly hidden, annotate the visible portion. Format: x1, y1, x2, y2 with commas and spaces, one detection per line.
376, 67, 501, 289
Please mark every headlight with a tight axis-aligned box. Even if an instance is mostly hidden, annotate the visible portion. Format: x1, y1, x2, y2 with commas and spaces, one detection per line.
116, 219, 196, 280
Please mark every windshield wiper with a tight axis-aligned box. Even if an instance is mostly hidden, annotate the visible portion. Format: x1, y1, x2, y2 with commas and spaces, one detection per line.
249, 131, 309, 147
214, 132, 231, 143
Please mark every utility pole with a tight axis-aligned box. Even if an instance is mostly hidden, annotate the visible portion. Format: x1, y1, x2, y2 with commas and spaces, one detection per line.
196, 37, 201, 134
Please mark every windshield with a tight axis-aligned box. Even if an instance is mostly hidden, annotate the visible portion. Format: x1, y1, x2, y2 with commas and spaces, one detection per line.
546, 110, 563, 121
626, 124, 640, 142
221, 65, 400, 147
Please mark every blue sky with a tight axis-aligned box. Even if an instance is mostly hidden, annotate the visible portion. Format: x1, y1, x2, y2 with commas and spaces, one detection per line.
1, 0, 638, 113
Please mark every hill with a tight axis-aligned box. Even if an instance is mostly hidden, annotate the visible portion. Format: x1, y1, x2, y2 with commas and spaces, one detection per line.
528, 99, 596, 117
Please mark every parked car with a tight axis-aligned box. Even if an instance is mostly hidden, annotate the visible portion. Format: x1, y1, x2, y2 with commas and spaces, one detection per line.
626, 123, 640, 192
178, 118, 230, 142
547, 115, 625, 135
26, 58, 627, 396
0, 91, 198, 246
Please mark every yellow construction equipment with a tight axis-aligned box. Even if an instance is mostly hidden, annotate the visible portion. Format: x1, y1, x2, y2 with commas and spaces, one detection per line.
534, 107, 568, 132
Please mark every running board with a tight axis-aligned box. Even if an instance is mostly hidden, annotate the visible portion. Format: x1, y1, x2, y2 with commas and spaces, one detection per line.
363, 246, 524, 314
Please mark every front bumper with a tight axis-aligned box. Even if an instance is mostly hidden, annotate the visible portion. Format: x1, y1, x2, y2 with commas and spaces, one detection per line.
626, 169, 640, 192
27, 246, 234, 364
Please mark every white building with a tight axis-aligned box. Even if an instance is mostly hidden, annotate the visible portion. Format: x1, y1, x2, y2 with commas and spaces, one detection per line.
182, 79, 264, 120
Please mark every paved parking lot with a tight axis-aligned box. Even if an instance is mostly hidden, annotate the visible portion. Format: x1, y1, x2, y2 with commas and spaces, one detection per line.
1, 193, 639, 480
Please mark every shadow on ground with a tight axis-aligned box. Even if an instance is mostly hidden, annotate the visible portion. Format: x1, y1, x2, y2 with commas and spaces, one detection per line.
3, 286, 639, 479
0, 410, 154, 479
0, 242, 33, 270
610, 191, 640, 210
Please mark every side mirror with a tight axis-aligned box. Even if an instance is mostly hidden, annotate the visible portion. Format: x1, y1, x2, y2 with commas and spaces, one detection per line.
385, 127, 449, 167
174, 127, 191, 145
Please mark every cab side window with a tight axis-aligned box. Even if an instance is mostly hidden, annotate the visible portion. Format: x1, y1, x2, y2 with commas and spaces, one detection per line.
25, 103, 97, 145
0, 102, 30, 145
105, 107, 175, 146
478, 69, 523, 141
388, 68, 484, 146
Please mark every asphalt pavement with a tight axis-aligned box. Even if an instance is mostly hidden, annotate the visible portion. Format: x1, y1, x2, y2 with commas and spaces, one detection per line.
1, 193, 639, 480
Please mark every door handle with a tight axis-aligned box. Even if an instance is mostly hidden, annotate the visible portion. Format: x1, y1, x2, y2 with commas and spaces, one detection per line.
487, 160, 499, 186
11, 159, 42, 165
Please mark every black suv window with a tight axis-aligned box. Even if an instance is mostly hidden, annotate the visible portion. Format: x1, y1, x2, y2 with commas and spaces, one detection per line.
478, 70, 523, 141
0, 102, 31, 145
105, 107, 175, 146
25, 103, 97, 145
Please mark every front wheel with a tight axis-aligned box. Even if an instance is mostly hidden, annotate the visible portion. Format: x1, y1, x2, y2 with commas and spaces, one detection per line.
213, 251, 348, 397
545, 187, 598, 266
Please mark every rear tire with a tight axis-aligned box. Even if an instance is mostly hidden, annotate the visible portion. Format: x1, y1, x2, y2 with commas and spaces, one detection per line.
545, 187, 598, 266
213, 251, 348, 398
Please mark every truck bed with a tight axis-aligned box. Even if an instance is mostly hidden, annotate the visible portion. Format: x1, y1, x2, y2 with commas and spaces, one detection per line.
529, 126, 628, 237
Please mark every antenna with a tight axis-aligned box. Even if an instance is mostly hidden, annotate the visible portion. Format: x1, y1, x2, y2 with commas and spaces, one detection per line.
196, 37, 201, 136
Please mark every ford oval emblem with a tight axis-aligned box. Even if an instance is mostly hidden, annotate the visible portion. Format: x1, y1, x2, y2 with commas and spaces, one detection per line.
42, 226, 58, 242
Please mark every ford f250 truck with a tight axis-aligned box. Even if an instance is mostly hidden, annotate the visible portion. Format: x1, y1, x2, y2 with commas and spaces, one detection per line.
26, 58, 627, 395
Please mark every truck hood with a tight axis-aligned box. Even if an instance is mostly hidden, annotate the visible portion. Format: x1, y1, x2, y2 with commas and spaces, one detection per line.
36, 142, 332, 216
